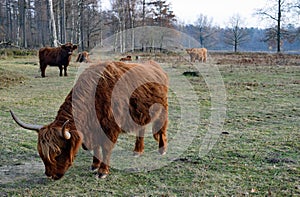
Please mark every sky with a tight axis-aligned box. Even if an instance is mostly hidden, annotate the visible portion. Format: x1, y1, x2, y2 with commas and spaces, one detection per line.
101, 0, 269, 28
170, 0, 268, 27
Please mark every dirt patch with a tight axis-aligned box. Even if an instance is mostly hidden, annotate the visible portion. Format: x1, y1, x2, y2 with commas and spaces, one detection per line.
0, 162, 44, 184
136, 51, 300, 67
0, 68, 27, 88
211, 52, 300, 66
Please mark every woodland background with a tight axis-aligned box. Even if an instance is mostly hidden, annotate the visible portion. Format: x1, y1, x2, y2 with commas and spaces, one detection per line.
0, 0, 300, 53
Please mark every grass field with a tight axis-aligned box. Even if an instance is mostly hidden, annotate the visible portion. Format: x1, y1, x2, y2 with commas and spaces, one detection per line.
0, 53, 299, 196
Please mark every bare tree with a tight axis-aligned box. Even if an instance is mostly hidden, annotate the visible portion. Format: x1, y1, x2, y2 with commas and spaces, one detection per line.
147, 0, 176, 27
256, 0, 292, 52
194, 14, 218, 48
224, 14, 249, 52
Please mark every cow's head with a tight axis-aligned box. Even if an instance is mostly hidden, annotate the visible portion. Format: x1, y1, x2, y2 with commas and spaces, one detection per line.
10, 110, 82, 180
186, 48, 193, 54
76, 51, 90, 63
61, 42, 78, 55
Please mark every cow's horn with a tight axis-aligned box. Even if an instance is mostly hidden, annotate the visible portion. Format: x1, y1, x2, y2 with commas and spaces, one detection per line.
10, 110, 43, 131
57, 40, 63, 46
62, 120, 71, 140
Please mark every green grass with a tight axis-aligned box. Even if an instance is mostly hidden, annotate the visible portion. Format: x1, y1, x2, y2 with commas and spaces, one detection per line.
0, 55, 299, 196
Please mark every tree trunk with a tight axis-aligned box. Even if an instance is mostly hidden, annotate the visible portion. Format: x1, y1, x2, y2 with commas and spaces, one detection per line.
6, 0, 12, 41
18, 0, 27, 47
77, 0, 84, 50
47, 0, 58, 47
60, 0, 66, 43
277, 0, 281, 52
70, 0, 75, 43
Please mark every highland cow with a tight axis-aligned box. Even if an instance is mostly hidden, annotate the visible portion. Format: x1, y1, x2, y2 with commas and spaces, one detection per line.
186, 48, 207, 63
10, 60, 169, 180
39, 42, 78, 77
76, 51, 91, 63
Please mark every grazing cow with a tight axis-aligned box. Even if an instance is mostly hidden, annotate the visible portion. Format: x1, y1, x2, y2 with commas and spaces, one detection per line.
39, 42, 78, 77
76, 51, 91, 63
10, 61, 169, 180
120, 55, 132, 61
186, 48, 207, 63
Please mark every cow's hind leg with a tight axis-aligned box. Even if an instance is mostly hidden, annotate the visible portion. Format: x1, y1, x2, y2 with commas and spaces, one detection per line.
40, 63, 46, 77
134, 127, 146, 156
91, 146, 101, 171
153, 118, 168, 155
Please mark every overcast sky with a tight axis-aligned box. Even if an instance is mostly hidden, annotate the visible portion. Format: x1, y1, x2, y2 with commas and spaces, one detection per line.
171, 0, 268, 27
102, 0, 269, 28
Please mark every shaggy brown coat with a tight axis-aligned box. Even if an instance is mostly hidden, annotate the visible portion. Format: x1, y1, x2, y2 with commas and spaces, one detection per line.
75, 51, 91, 63
186, 48, 207, 63
120, 55, 132, 61
11, 61, 168, 180
39, 42, 78, 77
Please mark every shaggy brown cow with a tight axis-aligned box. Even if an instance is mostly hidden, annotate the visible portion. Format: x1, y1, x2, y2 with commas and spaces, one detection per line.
39, 42, 78, 77
75, 51, 91, 63
10, 61, 169, 180
186, 48, 207, 63
120, 55, 132, 61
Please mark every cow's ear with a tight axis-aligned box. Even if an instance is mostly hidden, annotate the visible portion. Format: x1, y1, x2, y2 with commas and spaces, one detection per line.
73, 45, 78, 50
69, 130, 83, 162
61, 44, 66, 49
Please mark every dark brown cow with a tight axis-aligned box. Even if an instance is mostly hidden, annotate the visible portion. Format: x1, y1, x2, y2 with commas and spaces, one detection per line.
10, 61, 168, 180
75, 51, 91, 63
39, 42, 78, 77
120, 55, 132, 61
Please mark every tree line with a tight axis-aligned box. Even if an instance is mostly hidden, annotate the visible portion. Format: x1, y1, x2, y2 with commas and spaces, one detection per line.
0, 0, 299, 53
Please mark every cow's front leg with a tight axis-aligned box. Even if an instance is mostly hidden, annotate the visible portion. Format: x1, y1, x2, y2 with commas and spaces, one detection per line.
64, 65, 68, 76
91, 146, 101, 171
98, 139, 116, 179
134, 127, 145, 156
58, 65, 63, 76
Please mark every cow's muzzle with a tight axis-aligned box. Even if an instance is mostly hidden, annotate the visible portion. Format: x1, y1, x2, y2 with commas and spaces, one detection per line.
53, 173, 64, 180
45, 171, 64, 180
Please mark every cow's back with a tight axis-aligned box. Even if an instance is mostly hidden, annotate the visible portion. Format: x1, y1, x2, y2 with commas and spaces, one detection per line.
39, 47, 62, 65
69, 61, 168, 149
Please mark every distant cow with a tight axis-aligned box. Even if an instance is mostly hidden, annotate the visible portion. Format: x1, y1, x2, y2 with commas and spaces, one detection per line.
39, 42, 78, 77
10, 60, 169, 180
120, 55, 132, 61
186, 48, 207, 63
76, 51, 91, 63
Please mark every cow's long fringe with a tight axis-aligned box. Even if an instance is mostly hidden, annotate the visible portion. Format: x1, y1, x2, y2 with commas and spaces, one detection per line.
39, 127, 63, 164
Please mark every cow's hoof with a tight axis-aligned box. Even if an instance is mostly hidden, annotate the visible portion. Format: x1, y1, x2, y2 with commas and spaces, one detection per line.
98, 173, 108, 179
159, 151, 166, 156
90, 166, 98, 172
133, 152, 142, 157
159, 148, 167, 155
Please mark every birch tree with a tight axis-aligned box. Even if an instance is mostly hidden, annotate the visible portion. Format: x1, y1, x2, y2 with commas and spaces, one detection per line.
224, 14, 249, 52
47, 0, 58, 47
59, 0, 66, 43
